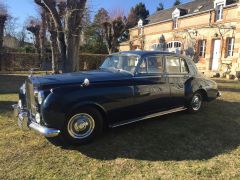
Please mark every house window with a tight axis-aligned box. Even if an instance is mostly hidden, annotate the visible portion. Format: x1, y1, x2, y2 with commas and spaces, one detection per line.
198, 40, 206, 57
174, 42, 181, 48
167, 41, 182, 49
226, 38, 234, 57
173, 18, 178, 29
215, 3, 224, 21
167, 42, 173, 48
151, 43, 164, 50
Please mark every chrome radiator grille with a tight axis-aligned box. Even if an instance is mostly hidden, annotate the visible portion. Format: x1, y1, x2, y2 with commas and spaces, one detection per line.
25, 80, 37, 115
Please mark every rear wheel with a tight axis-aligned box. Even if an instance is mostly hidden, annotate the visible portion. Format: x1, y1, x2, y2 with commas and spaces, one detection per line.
60, 107, 103, 145
187, 92, 203, 113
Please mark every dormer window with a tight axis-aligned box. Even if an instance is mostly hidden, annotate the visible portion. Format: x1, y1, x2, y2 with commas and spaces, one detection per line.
172, 8, 180, 29
216, 3, 224, 20
214, 0, 226, 21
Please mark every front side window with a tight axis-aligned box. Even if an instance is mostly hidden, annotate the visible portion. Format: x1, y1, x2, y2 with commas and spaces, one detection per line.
198, 40, 206, 57
226, 38, 234, 57
100, 54, 139, 74
216, 3, 224, 21
138, 55, 164, 74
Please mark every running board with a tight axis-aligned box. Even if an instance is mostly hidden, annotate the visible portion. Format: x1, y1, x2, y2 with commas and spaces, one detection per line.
110, 107, 187, 128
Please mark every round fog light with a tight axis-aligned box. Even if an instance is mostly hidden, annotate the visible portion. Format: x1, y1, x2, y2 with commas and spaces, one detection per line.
35, 113, 41, 124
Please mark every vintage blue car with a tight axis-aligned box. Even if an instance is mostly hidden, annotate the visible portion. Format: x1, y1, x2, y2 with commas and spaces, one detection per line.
13, 51, 221, 144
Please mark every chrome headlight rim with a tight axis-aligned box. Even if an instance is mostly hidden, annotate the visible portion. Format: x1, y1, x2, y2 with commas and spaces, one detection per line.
20, 83, 26, 95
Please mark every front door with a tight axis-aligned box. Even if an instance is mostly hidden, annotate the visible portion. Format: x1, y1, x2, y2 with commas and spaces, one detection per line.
133, 55, 171, 116
212, 40, 221, 71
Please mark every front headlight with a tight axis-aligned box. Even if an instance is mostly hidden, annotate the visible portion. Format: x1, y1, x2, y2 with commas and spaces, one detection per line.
37, 91, 45, 104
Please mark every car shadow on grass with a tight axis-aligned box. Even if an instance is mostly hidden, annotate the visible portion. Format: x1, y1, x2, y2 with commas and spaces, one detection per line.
60, 99, 240, 161
0, 101, 16, 114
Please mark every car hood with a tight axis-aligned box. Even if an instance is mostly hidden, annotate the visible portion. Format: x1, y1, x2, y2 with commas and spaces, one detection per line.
33, 69, 132, 88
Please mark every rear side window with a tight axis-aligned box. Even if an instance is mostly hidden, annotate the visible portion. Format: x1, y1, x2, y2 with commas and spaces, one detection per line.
138, 55, 164, 74
166, 56, 181, 73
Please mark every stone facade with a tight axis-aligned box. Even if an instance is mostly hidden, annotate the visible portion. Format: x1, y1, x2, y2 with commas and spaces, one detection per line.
120, 0, 240, 78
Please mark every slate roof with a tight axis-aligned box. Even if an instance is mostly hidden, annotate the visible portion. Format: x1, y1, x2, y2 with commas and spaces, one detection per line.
145, 0, 236, 25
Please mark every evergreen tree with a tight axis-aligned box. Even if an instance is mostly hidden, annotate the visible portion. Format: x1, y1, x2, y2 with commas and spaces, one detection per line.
157, 3, 164, 11
127, 3, 149, 28
173, 0, 181, 6
81, 8, 109, 54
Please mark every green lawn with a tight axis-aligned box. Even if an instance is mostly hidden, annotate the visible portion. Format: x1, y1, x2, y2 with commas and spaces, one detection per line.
0, 74, 240, 179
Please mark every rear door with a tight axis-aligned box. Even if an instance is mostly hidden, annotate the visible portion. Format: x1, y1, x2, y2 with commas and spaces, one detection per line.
165, 56, 190, 107
133, 55, 171, 116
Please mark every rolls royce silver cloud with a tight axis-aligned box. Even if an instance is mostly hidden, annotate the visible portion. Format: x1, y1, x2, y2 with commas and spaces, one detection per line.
13, 51, 221, 145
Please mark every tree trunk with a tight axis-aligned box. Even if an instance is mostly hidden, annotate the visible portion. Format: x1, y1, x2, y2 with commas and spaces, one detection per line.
46, 12, 59, 73
0, 16, 7, 51
41, 0, 67, 72
64, 0, 86, 72
35, 0, 87, 72
50, 34, 58, 72
40, 9, 47, 70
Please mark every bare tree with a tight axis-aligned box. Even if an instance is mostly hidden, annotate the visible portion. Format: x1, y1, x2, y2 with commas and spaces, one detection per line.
0, 2, 7, 51
103, 16, 127, 54
34, 0, 87, 73
4, 15, 18, 37
26, 17, 41, 55
16, 26, 27, 47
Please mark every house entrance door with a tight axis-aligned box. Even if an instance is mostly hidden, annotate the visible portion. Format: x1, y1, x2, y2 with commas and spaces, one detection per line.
212, 40, 221, 71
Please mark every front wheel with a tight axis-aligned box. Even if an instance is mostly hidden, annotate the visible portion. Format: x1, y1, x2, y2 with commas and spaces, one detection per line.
187, 92, 203, 113
60, 107, 103, 145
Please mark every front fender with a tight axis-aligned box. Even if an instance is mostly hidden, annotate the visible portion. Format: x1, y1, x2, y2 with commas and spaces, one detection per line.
41, 87, 107, 129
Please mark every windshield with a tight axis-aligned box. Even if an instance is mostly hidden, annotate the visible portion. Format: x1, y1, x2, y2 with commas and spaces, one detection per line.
100, 54, 140, 74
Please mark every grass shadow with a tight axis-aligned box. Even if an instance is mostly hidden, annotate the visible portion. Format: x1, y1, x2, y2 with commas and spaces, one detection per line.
60, 99, 240, 161
0, 101, 17, 114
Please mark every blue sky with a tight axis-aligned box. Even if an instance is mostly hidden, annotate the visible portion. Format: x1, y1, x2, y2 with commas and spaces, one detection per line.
3, 0, 190, 27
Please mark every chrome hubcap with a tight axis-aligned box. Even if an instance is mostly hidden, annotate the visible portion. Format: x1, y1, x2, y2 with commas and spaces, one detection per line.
191, 94, 202, 111
68, 113, 95, 139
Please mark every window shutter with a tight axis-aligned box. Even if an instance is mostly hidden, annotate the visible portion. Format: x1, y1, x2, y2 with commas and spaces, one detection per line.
225, 38, 229, 58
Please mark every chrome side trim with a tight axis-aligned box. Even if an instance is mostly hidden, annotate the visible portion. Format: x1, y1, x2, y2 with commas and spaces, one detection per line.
111, 107, 187, 128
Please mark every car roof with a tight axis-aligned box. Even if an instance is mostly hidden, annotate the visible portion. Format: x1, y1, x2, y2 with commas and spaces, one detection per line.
112, 51, 176, 57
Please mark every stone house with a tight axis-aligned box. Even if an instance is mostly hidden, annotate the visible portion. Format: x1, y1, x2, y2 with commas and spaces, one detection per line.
3, 34, 20, 49
119, 0, 240, 77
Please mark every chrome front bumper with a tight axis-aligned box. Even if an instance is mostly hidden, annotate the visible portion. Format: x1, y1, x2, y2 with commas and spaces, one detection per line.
12, 103, 60, 138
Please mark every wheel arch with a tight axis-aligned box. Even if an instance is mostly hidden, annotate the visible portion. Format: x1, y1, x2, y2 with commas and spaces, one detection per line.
195, 89, 208, 101
66, 101, 108, 127
184, 78, 209, 101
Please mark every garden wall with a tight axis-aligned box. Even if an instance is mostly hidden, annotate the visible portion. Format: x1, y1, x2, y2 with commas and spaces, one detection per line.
0, 53, 107, 71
